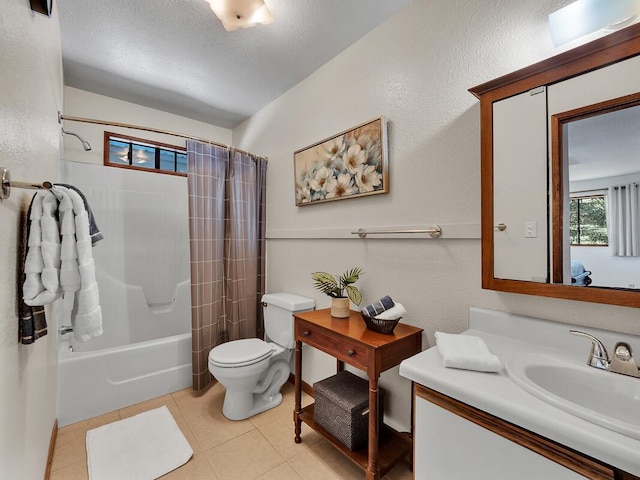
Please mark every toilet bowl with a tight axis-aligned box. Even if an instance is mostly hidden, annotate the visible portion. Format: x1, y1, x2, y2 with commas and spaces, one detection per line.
208, 293, 314, 420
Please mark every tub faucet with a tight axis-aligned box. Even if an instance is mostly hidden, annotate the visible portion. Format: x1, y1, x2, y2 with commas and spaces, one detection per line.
570, 330, 639, 378
58, 325, 74, 336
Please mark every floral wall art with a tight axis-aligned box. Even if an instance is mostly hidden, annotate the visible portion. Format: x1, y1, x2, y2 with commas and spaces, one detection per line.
294, 117, 388, 206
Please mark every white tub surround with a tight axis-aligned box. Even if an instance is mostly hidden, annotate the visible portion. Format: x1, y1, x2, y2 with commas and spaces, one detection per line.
399, 307, 640, 477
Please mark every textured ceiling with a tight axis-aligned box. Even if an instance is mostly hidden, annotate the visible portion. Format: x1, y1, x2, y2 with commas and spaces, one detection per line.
58, 0, 413, 128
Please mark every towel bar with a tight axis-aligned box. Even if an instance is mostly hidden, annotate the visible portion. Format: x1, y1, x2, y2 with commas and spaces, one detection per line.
352, 225, 442, 238
1, 167, 53, 200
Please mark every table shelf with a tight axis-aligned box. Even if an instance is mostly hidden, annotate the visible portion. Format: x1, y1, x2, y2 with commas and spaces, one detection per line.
299, 403, 412, 476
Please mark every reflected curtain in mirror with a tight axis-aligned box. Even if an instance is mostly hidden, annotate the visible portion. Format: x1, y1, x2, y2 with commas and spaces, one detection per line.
187, 140, 267, 390
608, 184, 640, 256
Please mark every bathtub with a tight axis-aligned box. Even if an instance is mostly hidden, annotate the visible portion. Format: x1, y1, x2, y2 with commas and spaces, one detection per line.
57, 332, 192, 427
57, 161, 193, 427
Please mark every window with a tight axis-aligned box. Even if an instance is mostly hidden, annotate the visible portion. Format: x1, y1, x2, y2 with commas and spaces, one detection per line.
569, 195, 608, 246
104, 132, 188, 176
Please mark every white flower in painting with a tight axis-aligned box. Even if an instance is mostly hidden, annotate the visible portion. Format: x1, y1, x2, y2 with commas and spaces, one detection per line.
309, 166, 335, 193
326, 173, 356, 199
323, 136, 346, 162
342, 144, 366, 174
355, 133, 373, 151
296, 185, 311, 203
366, 144, 382, 167
354, 164, 382, 192
299, 163, 317, 184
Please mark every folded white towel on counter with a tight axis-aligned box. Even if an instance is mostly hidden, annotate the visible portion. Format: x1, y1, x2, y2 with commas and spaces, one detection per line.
435, 331, 503, 373
374, 302, 407, 320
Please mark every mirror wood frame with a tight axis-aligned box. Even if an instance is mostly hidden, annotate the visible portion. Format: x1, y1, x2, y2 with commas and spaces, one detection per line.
469, 23, 640, 308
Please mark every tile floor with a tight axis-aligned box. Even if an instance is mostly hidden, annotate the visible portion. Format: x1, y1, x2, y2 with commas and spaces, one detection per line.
50, 381, 413, 480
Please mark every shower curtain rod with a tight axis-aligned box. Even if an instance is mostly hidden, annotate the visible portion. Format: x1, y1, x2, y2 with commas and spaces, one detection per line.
58, 113, 262, 159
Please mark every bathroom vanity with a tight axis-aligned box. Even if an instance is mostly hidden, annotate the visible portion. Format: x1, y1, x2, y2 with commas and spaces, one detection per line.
293, 308, 423, 480
399, 308, 640, 480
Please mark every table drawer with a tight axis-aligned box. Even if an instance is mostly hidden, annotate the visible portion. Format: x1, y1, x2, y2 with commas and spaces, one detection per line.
297, 322, 368, 369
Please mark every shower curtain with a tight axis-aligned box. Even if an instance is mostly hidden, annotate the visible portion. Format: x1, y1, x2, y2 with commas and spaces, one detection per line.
608, 184, 639, 257
186, 140, 267, 390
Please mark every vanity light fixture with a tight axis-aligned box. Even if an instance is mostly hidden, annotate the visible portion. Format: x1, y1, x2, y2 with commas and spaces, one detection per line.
205, 0, 274, 31
549, 0, 640, 47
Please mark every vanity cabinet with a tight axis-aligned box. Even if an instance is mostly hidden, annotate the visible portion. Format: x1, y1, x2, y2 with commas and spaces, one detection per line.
293, 309, 423, 480
414, 384, 639, 480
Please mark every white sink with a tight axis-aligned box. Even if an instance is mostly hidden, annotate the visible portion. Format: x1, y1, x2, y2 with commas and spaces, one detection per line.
506, 353, 640, 440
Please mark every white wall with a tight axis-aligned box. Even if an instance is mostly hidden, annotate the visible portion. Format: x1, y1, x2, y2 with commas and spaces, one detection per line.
63, 87, 232, 165
0, 1, 63, 479
233, 0, 640, 431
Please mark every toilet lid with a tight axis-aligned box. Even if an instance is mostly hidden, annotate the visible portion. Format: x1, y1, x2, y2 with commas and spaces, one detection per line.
209, 338, 274, 367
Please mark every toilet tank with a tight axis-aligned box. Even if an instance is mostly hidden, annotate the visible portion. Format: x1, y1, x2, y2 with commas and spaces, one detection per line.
262, 293, 314, 349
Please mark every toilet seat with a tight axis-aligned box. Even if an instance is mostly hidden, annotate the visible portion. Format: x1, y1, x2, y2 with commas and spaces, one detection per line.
209, 338, 274, 368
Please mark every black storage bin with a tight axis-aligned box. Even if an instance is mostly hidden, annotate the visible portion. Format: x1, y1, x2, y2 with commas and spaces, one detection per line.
313, 370, 384, 451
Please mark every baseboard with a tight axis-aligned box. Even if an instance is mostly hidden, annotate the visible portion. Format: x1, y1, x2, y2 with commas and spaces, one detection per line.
288, 373, 314, 398
44, 419, 58, 480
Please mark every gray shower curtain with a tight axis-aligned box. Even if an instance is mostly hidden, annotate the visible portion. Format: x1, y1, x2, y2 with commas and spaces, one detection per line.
186, 140, 267, 390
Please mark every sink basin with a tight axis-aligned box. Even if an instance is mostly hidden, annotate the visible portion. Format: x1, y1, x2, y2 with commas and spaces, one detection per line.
506, 353, 640, 440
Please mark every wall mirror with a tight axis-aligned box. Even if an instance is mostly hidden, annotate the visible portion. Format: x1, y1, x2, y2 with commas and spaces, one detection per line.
552, 94, 640, 291
470, 23, 640, 308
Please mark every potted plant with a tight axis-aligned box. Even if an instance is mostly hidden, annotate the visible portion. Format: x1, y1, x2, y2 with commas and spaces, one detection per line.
311, 267, 363, 318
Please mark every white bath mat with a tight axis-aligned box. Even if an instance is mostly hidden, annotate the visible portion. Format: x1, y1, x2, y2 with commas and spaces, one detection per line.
86, 405, 193, 480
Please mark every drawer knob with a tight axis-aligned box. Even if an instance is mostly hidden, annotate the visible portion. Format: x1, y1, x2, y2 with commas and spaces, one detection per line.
347, 349, 355, 357
303, 330, 311, 336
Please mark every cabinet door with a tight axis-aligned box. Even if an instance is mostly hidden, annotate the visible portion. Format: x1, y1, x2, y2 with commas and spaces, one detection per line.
493, 88, 548, 282
415, 396, 588, 480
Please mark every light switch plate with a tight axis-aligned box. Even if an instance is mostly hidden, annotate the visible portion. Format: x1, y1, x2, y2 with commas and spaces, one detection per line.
525, 221, 537, 238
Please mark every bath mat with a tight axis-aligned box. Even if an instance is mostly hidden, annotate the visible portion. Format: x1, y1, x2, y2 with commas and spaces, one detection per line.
86, 405, 193, 480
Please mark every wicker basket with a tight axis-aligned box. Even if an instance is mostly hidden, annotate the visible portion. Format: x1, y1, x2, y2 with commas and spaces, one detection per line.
313, 371, 384, 451
361, 312, 400, 334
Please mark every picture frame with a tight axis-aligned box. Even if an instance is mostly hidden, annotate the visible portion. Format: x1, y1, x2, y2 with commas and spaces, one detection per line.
293, 116, 388, 206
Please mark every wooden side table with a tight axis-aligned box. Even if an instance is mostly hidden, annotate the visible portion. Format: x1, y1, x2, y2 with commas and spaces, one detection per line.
293, 309, 423, 480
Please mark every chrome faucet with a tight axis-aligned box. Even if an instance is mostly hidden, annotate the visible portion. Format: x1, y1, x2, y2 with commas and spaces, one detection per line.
570, 330, 639, 378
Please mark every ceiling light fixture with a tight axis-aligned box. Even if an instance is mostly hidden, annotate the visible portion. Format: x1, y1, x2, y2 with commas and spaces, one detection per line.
205, 0, 274, 31
549, 0, 640, 47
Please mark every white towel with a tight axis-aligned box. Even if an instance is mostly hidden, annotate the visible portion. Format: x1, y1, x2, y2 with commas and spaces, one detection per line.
52, 187, 102, 342
23, 192, 62, 306
374, 303, 406, 320
435, 331, 503, 373
23, 186, 102, 342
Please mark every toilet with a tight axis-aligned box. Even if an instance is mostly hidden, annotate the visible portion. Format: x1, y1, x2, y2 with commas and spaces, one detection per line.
208, 292, 314, 420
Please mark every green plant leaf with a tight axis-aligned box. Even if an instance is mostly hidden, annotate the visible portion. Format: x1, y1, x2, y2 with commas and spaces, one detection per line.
345, 285, 362, 306
339, 267, 362, 286
311, 272, 341, 297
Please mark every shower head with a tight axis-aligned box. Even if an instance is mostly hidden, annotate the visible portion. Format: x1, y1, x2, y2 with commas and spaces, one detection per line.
62, 128, 92, 151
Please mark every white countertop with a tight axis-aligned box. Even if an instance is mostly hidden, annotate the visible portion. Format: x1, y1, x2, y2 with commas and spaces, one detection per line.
399, 307, 640, 477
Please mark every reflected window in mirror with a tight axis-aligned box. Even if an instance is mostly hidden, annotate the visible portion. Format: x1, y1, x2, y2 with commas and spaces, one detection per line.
569, 195, 608, 246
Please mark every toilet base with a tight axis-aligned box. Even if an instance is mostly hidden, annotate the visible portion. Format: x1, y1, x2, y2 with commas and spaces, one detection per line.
222, 391, 283, 421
